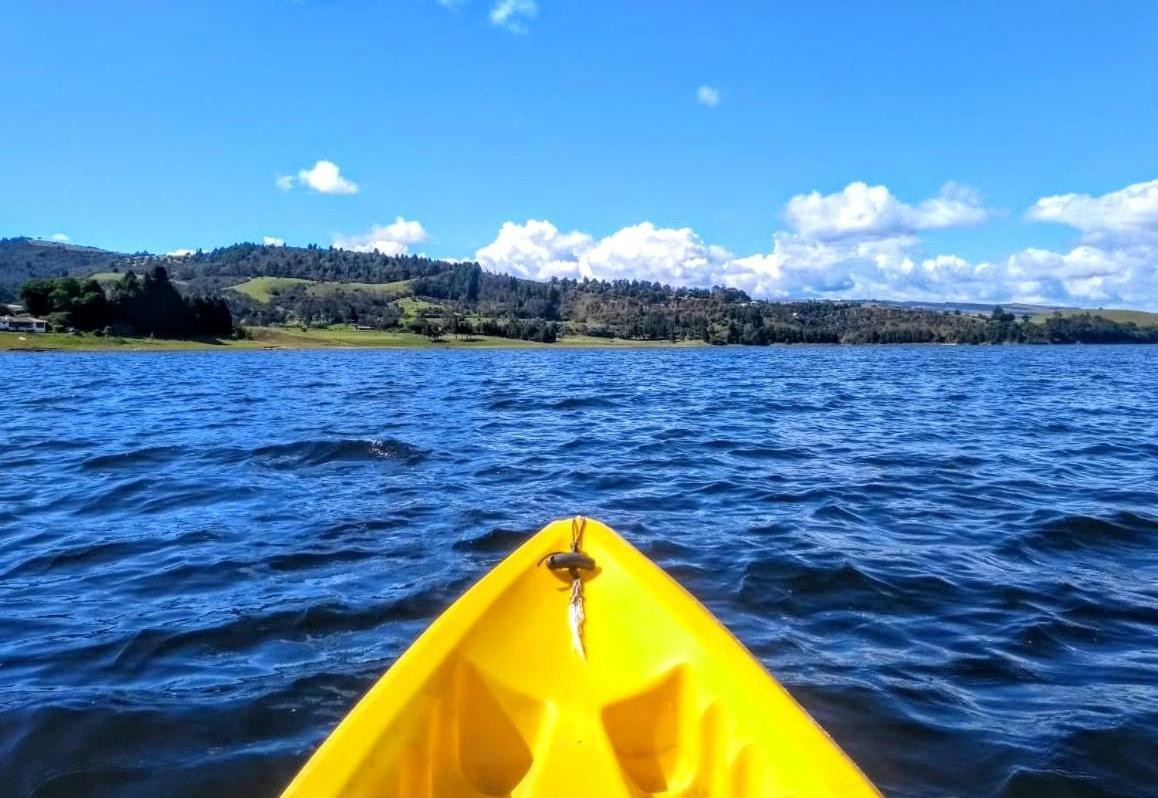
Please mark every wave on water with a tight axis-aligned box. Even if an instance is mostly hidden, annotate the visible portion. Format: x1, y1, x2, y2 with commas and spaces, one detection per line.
3, 346, 1157, 798
549, 395, 618, 410
82, 446, 185, 471
451, 527, 531, 553
1002, 510, 1158, 556
250, 438, 426, 468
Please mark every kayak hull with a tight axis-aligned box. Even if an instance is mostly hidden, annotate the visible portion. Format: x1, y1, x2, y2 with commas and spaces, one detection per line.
282, 517, 880, 797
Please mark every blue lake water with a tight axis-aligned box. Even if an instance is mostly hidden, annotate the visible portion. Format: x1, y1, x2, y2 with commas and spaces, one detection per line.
2, 346, 1156, 797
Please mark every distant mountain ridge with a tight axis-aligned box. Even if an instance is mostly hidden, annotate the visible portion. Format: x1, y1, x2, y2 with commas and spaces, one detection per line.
865, 299, 1074, 317
0, 236, 1094, 316
3, 236, 1156, 345
0, 238, 127, 300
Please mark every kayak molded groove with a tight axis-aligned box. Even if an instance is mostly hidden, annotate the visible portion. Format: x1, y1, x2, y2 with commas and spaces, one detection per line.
282, 517, 881, 797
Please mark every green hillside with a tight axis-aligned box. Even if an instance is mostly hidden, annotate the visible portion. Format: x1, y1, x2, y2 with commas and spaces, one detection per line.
1031, 308, 1158, 327
231, 276, 315, 303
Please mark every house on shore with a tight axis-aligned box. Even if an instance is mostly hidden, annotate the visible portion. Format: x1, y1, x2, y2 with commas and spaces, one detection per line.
0, 316, 48, 333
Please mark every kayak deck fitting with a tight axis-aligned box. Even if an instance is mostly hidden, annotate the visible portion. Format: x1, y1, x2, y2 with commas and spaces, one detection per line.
281, 517, 881, 797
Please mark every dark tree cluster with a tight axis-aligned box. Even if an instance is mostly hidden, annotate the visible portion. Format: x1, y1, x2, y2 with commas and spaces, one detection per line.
20, 267, 233, 338
1038, 312, 1158, 344
475, 317, 560, 343
411, 263, 482, 302
170, 243, 452, 285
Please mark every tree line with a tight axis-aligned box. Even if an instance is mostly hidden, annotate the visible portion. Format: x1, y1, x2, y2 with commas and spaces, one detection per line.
220, 255, 1158, 345
8, 237, 1157, 345
19, 266, 234, 338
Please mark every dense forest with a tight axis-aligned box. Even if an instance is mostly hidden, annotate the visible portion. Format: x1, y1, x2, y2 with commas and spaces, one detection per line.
19, 268, 234, 338
4, 236, 1157, 345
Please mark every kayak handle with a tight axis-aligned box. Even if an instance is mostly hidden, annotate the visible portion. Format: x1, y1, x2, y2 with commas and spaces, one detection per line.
539, 551, 596, 572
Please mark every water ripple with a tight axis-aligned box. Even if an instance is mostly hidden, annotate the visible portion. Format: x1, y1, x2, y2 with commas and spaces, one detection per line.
1, 346, 1156, 797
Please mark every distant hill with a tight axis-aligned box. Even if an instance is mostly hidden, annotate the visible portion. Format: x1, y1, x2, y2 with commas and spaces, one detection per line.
3, 236, 1156, 344
865, 299, 1073, 317
1031, 307, 1158, 328
0, 238, 126, 301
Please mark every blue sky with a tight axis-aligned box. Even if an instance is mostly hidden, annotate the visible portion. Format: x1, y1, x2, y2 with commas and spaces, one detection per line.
3, 0, 1157, 306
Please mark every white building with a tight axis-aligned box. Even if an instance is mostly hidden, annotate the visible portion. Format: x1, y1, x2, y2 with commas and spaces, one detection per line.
0, 316, 48, 333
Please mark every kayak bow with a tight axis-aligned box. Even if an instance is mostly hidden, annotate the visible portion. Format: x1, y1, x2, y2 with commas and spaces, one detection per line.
282, 517, 880, 797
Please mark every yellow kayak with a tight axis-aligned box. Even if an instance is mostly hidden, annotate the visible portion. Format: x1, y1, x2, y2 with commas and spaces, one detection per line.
282, 517, 881, 797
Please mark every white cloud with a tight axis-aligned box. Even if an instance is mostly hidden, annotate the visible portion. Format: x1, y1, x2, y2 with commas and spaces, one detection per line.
50, 233, 70, 242
472, 179, 1158, 308
1027, 179, 1158, 245
167, 248, 195, 257
333, 216, 429, 255
1000, 245, 1156, 305
263, 236, 285, 247
784, 181, 989, 240
277, 160, 359, 194
473, 217, 914, 297
476, 183, 992, 295
474, 220, 594, 279
696, 85, 720, 107
583, 223, 733, 285
476, 220, 739, 287
298, 160, 359, 194
1013, 178, 1158, 305
490, 0, 536, 33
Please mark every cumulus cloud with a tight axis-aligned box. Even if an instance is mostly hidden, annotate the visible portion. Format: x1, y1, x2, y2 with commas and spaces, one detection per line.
784, 181, 989, 240
476, 183, 991, 294
263, 236, 285, 247
1003, 247, 1118, 303
333, 217, 429, 255
50, 233, 70, 242
1027, 179, 1158, 246
696, 85, 720, 107
472, 179, 1158, 308
277, 160, 359, 194
475, 220, 739, 285
474, 220, 594, 279
167, 248, 195, 257
1008, 178, 1158, 305
584, 223, 734, 285
707, 232, 1002, 302
490, 0, 536, 33
474, 216, 945, 300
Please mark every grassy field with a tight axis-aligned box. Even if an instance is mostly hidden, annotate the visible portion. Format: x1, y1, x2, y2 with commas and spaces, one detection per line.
1031, 308, 1158, 327
1, 328, 708, 352
0, 331, 253, 351
304, 280, 412, 299
243, 327, 544, 348
229, 276, 315, 302
229, 277, 415, 304
394, 296, 441, 319
87, 272, 126, 284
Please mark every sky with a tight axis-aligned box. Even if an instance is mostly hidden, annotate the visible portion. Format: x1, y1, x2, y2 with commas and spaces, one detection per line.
3, 0, 1158, 307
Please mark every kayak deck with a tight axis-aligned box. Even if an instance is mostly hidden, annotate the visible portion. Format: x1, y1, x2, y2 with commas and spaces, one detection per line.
282, 517, 880, 797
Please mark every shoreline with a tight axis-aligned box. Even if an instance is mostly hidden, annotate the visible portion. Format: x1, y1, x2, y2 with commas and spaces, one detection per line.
0, 328, 708, 352
5, 327, 1158, 353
